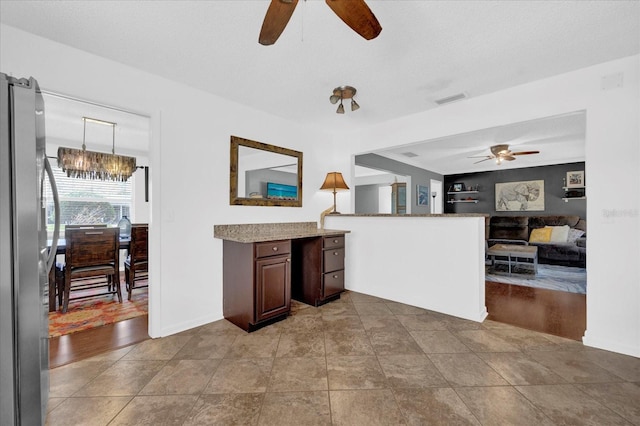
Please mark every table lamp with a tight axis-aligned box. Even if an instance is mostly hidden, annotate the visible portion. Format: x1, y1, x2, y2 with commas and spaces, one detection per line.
320, 172, 350, 214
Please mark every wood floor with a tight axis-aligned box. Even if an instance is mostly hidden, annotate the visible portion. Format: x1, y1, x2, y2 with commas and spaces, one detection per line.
485, 280, 586, 341
49, 315, 149, 369
48, 282, 587, 368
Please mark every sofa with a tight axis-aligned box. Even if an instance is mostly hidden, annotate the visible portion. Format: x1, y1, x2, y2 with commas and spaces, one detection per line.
487, 215, 586, 268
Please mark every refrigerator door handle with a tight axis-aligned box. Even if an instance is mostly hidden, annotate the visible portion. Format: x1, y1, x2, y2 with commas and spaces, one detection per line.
44, 156, 60, 272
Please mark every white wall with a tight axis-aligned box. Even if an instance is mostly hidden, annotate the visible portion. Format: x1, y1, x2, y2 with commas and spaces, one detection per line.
342, 55, 640, 357
1, 24, 341, 337
326, 215, 487, 322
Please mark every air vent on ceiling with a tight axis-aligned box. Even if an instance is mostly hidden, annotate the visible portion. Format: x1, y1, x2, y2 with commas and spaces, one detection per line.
401, 152, 418, 158
434, 92, 468, 106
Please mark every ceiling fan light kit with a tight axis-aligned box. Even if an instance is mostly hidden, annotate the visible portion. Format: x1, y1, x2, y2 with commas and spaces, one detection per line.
330, 85, 359, 114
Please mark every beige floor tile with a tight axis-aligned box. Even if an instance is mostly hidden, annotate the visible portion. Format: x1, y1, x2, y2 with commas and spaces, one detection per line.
318, 302, 358, 316
81, 345, 135, 362
121, 334, 192, 360
278, 314, 326, 333
395, 314, 449, 331
46, 397, 65, 414
393, 388, 480, 425
225, 333, 280, 358
49, 360, 114, 398
455, 386, 555, 425
477, 352, 567, 385
487, 326, 561, 351
327, 356, 387, 390
109, 395, 198, 425
322, 314, 364, 332
428, 353, 509, 386
195, 319, 247, 336
368, 330, 424, 356
276, 332, 325, 358
410, 330, 470, 354
581, 348, 640, 381
384, 301, 428, 315
575, 382, 640, 424
454, 329, 522, 352
172, 333, 236, 359
139, 359, 221, 395
73, 360, 166, 396
268, 357, 328, 392
377, 354, 448, 388
353, 302, 394, 316
324, 331, 374, 356
183, 393, 263, 426
258, 391, 331, 426
330, 389, 407, 425
204, 358, 273, 394
348, 292, 388, 304
516, 384, 631, 425
46, 396, 131, 426
528, 350, 626, 383
360, 315, 407, 333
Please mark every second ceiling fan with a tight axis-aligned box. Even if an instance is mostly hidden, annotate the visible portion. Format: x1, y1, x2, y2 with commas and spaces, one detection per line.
259, 0, 382, 45
471, 144, 540, 165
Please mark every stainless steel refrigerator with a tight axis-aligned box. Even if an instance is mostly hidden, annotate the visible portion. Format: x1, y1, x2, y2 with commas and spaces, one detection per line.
1, 73, 60, 425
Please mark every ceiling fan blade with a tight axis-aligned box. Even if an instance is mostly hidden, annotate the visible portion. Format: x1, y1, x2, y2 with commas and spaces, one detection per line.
490, 144, 510, 156
473, 157, 493, 164
259, 0, 299, 45
512, 150, 540, 156
325, 0, 382, 40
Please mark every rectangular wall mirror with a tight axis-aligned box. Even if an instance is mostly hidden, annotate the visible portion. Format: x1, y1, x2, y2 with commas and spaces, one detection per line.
230, 135, 303, 207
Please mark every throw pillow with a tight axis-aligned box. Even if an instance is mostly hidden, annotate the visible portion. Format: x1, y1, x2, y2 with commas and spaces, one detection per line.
567, 228, 586, 243
547, 225, 570, 243
529, 227, 552, 243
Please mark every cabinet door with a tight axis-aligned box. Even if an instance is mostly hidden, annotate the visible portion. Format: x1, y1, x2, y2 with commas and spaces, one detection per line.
323, 270, 344, 299
255, 255, 291, 322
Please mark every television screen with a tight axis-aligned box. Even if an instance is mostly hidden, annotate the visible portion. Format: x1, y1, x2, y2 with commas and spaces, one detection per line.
266, 182, 297, 200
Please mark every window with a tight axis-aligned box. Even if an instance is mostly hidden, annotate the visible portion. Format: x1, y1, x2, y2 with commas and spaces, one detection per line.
44, 164, 132, 236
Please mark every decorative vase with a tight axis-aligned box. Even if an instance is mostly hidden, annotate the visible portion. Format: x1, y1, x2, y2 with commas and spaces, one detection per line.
118, 215, 132, 239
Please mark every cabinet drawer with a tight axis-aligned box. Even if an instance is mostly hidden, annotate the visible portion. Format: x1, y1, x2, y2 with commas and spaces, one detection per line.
324, 235, 344, 249
323, 269, 344, 298
324, 247, 344, 272
255, 240, 291, 258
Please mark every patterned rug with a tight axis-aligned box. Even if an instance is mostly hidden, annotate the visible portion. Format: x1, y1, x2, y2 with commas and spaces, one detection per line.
49, 282, 148, 337
486, 264, 586, 294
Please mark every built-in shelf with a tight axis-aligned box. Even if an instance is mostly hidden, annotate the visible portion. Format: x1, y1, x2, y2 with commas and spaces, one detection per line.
448, 199, 479, 204
447, 190, 479, 195
562, 186, 585, 202
562, 196, 586, 202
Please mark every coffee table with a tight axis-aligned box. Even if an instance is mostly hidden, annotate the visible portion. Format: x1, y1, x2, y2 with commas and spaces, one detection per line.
487, 244, 538, 276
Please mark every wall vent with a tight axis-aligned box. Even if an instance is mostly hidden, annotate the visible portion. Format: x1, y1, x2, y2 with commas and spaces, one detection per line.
402, 152, 419, 158
435, 92, 467, 106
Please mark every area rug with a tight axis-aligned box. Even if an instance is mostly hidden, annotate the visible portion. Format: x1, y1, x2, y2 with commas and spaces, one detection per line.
49, 283, 148, 337
486, 264, 586, 294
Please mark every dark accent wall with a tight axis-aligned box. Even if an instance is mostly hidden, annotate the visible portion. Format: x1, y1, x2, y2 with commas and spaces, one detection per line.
355, 153, 444, 214
444, 162, 585, 218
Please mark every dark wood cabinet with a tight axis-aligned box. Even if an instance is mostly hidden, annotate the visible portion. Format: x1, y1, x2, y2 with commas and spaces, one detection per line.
292, 235, 345, 306
222, 239, 291, 331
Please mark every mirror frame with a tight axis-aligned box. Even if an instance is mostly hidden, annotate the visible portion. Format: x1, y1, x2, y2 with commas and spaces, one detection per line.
230, 135, 303, 207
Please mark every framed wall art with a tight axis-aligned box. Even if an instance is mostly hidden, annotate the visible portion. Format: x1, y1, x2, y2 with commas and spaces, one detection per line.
417, 185, 429, 206
566, 170, 585, 188
495, 180, 545, 211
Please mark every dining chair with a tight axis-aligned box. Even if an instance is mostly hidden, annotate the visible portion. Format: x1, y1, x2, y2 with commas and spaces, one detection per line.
59, 227, 121, 313
125, 223, 148, 300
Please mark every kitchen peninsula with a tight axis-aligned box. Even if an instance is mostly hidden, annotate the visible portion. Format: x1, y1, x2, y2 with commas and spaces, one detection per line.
214, 222, 349, 331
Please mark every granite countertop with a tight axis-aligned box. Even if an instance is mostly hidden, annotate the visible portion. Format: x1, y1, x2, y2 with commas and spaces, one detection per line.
214, 221, 350, 243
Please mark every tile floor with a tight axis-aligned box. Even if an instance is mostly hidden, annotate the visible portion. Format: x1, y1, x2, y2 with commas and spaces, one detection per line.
46, 291, 640, 425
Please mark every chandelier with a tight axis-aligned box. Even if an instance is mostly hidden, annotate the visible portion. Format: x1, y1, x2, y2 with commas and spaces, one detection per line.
329, 86, 360, 114
57, 117, 136, 181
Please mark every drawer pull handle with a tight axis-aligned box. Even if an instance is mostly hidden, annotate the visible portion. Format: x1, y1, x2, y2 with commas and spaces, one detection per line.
286, 258, 291, 263
333, 239, 339, 243
333, 252, 339, 256
333, 274, 338, 279
272, 247, 278, 251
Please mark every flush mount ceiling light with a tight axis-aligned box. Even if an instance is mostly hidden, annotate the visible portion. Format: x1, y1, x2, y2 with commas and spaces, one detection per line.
57, 116, 136, 181
329, 85, 360, 114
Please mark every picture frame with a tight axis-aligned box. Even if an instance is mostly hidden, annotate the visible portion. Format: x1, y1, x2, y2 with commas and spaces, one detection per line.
417, 185, 429, 206
495, 179, 545, 211
566, 170, 585, 188
451, 182, 465, 192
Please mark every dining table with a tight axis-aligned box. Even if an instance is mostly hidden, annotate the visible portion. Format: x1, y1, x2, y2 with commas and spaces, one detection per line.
47, 237, 130, 312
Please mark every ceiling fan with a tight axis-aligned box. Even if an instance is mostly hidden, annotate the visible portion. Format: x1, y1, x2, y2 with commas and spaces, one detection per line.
470, 144, 540, 165
259, 0, 382, 45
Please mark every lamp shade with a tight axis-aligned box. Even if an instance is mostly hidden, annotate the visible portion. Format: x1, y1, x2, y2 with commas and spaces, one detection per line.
320, 172, 349, 191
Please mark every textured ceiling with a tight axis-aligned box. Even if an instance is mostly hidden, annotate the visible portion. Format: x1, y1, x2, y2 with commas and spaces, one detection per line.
1, 0, 638, 170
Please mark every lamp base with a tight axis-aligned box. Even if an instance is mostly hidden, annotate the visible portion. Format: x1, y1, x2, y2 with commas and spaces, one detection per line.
328, 211, 341, 215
